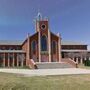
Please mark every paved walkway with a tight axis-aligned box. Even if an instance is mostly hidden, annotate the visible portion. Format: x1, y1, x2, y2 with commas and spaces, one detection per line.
0, 68, 90, 76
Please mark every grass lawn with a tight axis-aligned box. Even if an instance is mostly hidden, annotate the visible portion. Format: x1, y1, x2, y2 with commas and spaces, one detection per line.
0, 73, 90, 90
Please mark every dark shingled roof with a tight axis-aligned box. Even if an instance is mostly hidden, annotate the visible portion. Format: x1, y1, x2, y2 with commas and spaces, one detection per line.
0, 40, 87, 46
61, 41, 87, 45
0, 40, 23, 45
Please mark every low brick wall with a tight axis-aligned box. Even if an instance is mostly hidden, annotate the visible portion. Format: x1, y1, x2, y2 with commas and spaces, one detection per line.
27, 59, 37, 69
62, 58, 78, 68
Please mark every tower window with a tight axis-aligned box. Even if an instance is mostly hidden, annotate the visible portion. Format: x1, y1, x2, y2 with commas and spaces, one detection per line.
41, 24, 46, 30
41, 35, 47, 51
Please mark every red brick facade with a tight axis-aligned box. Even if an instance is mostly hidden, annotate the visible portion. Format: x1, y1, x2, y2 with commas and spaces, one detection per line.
25, 19, 61, 63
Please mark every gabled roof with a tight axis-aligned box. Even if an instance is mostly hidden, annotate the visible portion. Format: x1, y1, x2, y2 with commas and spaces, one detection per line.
50, 32, 59, 37
0, 40, 23, 45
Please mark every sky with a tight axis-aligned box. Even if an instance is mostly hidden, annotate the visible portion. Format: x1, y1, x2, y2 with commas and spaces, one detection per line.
0, 0, 90, 48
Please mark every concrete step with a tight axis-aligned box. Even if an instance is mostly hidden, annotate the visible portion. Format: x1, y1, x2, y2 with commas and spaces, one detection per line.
36, 62, 73, 69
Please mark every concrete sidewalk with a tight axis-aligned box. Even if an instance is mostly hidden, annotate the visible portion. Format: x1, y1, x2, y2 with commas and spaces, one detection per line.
0, 68, 90, 76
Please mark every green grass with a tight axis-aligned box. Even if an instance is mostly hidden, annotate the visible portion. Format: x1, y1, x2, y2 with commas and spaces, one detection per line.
0, 73, 90, 90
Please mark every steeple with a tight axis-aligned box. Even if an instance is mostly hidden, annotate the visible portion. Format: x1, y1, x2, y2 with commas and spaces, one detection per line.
36, 12, 42, 21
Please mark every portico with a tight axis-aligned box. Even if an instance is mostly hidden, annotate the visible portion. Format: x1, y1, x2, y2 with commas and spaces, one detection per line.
61, 49, 90, 64
0, 50, 26, 67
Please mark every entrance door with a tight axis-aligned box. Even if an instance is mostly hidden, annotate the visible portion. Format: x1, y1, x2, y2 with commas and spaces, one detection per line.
41, 54, 48, 62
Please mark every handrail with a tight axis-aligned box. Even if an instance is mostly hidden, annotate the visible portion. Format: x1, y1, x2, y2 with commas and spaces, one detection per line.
27, 59, 38, 69
61, 58, 78, 68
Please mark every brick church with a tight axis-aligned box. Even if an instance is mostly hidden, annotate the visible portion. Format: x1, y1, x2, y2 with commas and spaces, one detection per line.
0, 13, 89, 68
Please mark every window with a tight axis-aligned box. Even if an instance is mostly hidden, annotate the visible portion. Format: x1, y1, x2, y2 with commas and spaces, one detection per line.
52, 41, 57, 54
41, 35, 47, 51
31, 41, 36, 54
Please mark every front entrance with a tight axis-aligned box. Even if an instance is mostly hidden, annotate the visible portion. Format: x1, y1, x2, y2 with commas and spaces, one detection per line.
41, 54, 49, 62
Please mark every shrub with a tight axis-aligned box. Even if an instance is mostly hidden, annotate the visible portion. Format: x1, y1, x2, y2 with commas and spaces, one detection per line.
84, 59, 90, 66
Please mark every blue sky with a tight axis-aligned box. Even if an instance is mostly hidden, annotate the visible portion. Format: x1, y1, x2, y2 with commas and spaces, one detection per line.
0, 0, 90, 48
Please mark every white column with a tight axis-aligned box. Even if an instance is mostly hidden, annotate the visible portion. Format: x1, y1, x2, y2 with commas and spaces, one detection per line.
48, 30, 51, 62
21, 60, 23, 67
80, 57, 83, 64
26, 33, 30, 66
8, 53, 10, 67
3, 53, 5, 67
21, 54, 24, 67
89, 57, 90, 60
84, 57, 87, 61
36, 21, 41, 62
22, 62, 23, 67
57, 33, 62, 62
12, 53, 14, 67
76, 57, 78, 64
38, 30, 41, 62
17, 53, 19, 67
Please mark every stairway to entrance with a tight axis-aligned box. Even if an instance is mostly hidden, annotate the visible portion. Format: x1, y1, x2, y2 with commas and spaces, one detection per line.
36, 62, 74, 69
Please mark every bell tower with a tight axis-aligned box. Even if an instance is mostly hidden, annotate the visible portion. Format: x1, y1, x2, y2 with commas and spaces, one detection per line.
35, 12, 50, 62
35, 12, 49, 32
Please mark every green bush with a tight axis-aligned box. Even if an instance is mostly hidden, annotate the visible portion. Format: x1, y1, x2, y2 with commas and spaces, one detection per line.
84, 60, 90, 66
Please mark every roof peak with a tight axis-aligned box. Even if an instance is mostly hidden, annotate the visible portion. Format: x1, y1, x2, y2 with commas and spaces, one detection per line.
35, 12, 48, 21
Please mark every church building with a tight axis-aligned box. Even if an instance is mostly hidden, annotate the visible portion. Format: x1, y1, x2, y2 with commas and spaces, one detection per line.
0, 13, 89, 68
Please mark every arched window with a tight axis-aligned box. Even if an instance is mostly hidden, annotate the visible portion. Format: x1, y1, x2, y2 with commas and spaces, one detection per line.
52, 41, 57, 54
41, 35, 47, 51
31, 41, 36, 54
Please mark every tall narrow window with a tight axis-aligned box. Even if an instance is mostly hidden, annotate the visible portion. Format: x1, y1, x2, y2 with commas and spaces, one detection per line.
41, 35, 47, 51
31, 41, 36, 54
52, 41, 57, 54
